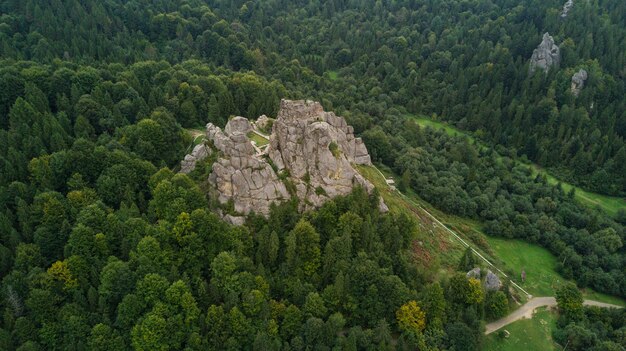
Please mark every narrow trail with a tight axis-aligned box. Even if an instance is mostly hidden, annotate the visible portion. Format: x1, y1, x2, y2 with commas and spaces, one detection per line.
485, 297, 623, 335
369, 165, 531, 298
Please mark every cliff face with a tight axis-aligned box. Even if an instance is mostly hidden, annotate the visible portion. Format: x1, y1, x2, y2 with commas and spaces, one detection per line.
182, 99, 385, 225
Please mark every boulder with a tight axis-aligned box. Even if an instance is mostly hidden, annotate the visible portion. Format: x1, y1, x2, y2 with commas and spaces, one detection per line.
484, 270, 502, 291
224, 116, 252, 136
571, 69, 588, 97
529, 33, 560, 75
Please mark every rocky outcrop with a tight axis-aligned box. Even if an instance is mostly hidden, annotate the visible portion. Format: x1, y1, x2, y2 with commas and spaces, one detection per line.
180, 143, 210, 174
571, 69, 588, 97
529, 33, 561, 75
561, 0, 573, 18
199, 99, 384, 223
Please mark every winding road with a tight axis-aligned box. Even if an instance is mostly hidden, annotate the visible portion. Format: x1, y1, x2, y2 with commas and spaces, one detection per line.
485, 297, 623, 334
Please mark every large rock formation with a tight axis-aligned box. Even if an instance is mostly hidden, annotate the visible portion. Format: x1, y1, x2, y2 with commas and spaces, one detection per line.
529, 33, 561, 75
188, 100, 384, 224
561, 0, 573, 18
571, 68, 588, 97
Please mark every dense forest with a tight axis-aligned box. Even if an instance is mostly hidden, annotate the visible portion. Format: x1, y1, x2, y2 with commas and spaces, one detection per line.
1, 0, 625, 195
0, 0, 625, 350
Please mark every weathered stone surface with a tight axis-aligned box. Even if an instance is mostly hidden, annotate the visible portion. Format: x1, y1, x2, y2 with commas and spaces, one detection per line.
224, 214, 246, 226
571, 68, 588, 97
484, 270, 502, 291
197, 99, 385, 224
179, 143, 210, 174
224, 116, 252, 136
561, 0, 573, 18
207, 119, 289, 217
529, 33, 560, 75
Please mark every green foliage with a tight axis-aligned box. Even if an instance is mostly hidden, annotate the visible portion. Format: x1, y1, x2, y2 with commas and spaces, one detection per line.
458, 247, 476, 272
0, 1, 624, 349
328, 142, 340, 158
485, 291, 509, 321
556, 283, 584, 321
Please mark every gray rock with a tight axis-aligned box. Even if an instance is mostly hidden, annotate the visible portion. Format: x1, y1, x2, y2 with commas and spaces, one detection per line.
179, 143, 210, 174
254, 115, 273, 132
571, 69, 588, 97
267, 99, 379, 211
484, 270, 502, 291
224, 214, 246, 226
529, 33, 561, 75
466, 267, 481, 279
561, 0, 573, 18
224, 116, 252, 136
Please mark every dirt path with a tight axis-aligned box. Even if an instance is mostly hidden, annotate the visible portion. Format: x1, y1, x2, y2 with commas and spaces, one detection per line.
485, 297, 623, 334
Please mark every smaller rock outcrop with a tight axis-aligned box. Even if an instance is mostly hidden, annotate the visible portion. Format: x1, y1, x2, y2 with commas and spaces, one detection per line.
254, 115, 272, 133
180, 143, 210, 174
561, 0, 573, 18
529, 33, 561, 75
571, 69, 588, 97
466, 267, 481, 279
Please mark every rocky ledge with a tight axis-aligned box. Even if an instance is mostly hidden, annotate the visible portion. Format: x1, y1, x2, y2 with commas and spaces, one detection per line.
180, 99, 386, 225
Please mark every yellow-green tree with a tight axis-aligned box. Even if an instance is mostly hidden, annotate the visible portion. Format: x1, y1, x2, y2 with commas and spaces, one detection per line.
395, 300, 426, 335
466, 278, 485, 304
47, 259, 78, 290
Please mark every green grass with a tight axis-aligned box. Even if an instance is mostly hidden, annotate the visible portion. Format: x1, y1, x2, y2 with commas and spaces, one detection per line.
485, 237, 561, 297
527, 164, 625, 217
482, 307, 560, 351
408, 115, 626, 217
483, 235, 625, 306
247, 131, 269, 147
357, 165, 466, 270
